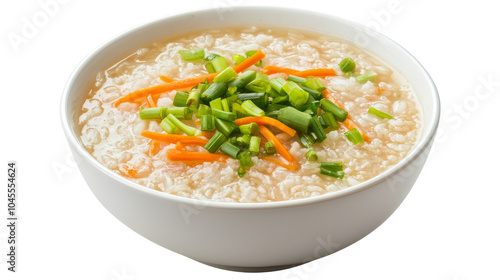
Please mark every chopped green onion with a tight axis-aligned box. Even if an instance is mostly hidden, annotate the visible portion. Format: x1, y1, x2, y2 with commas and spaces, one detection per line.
205, 62, 216, 74
300, 85, 323, 100
160, 117, 178, 134
344, 128, 364, 145
201, 82, 228, 102
264, 141, 276, 155
139, 107, 167, 120
245, 50, 263, 66
200, 114, 215, 131
197, 79, 210, 93
356, 73, 378, 83
320, 162, 343, 171
319, 111, 339, 130
271, 95, 289, 104
195, 104, 211, 118
267, 88, 281, 98
309, 116, 327, 143
249, 136, 261, 156
368, 107, 393, 119
269, 77, 287, 94
166, 114, 199, 136
277, 107, 312, 133
204, 53, 220, 61
245, 73, 269, 92
166, 107, 191, 120
241, 100, 265, 116
339, 57, 356, 74
186, 89, 201, 106
220, 141, 240, 158
213, 67, 238, 83
239, 122, 259, 135
178, 49, 205, 61
232, 103, 249, 118
232, 54, 246, 66
320, 99, 348, 122
228, 137, 238, 145
211, 56, 228, 72
173, 91, 189, 107
320, 167, 345, 179
214, 118, 238, 137
237, 92, 268, 109
227, 70, 256, 89
287, 75, 306, 84
237, 166, 246, 177
236, 134, 251, 148
203, 131, 227, 153
212, 108, 237, 121
238, 151, 254, 167
302, 78, 326, 92
298, 132, 314, 148
282, 81, 309, 106
306, 149, 318, 161
221, 98, 231, 112
209, 98, 223, 111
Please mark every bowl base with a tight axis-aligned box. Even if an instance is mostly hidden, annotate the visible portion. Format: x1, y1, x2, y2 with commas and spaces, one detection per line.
200, 261, 300, 272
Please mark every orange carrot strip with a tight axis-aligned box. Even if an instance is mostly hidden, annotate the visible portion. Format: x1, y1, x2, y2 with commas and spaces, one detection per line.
113, 73, 218, 107
261, 156, 299, 171
141, 131, 209, 146
201, 130, 215, 139
322, 90, 370, 142
234, 116, 296, 137
146, 94, 156, 108
261, 66, 299, 75
233, 50, 266, 73
166, 149, 230, 163
258, 125, 294, 163
122, 164, 138, 178
148, 140, 161, 157
293, 68, 337, 78
160, 75, 174, 83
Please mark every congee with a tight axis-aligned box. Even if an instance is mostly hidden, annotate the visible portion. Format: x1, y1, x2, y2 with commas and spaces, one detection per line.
79, 26, 422, 202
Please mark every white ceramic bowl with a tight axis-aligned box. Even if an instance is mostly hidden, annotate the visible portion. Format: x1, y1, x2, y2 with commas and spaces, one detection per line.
61, 7, 440, 271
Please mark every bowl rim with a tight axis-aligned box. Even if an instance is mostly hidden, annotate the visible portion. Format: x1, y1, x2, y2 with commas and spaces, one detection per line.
61, 6, 440, 210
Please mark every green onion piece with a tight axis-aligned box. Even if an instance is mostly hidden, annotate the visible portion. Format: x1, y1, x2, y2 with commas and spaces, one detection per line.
277, 107, 312, 133
160, 117, 178, 134
236, 134, 251, 148
212, 108, 237, 121
309, 116, 327, 143
249, 136, 261, 156
195, 104, 211, 118
344, 128, 364, 145
214, 118, 238, 137
270, 77, 287, 94
339, 57, 356, 74
264, 141, 276, 155
319, 112, 339, 130
201, 82, 228, 102
232, 54, 246, 66
178, 49, 205, 61
200, 115, 215, 131
300, 85, 323, 100
302, 78, 326, 92
320, 167, 345, 179
237, 166, 246, 177
166, 114, 199, 136
271, 95, 289, 104
173, 91, 189, 107
282, 81, 309, 106
306, 149, 318, 161
139, 107, 168, 120
220, 141, 240, 158
226, 86, 238, 97
221, 98, 230, 112
204, 53, 220, 61
197, 79, 210, 93
245, 73, 269, 92
237, 92, 268, 109
320, 99, 348, 122
298, 132, 314, 148
241, 100, 265, 116
245, 50, 263, 66
205, 62, 216, 74
166, 107, 191, 120
227, 70, 256, 89
267, 88, 281, 98
204, 131, 227, 153
368, 107, 393, 119
232, 103, 248, 118
209, 98, 223, 111
238, 151, 254, 167
228, 137, 238, 145
213, 67, 238, 83
187, 89, 201, 106
211, 56, 228, 72
239, 122, 259, 135
320, 162, 343, 171
287, 75, 306, 84
356, 73, 378, 83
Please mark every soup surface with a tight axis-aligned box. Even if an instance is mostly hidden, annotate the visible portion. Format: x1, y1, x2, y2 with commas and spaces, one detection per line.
79, 26, 422, 202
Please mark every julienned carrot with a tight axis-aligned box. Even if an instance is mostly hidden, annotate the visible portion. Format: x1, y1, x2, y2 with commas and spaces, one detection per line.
146, 94, 156, 108
261, 66, 299, 75
322, 90, 370, 142
233, 50, 266, 73
141, 131, 208, 146
148, 140, 161, 157
261, 156, 299, 171
201, 130, 215, 139
166, 149, 230, 163
293, 68, 337, 78
160, 75, 174, 83
113, 73, 218, 107
234, 116, 296, 137
258, 125, 294, 163
122, 164, 138, 178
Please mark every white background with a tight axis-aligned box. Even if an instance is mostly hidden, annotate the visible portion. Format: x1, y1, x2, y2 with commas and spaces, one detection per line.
1, 0, 499, 279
